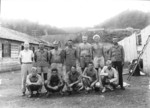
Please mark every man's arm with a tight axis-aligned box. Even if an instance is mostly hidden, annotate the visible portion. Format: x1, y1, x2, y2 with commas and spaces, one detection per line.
35, 75, 43, 85
109, 68, 118, 83
18, 51, 22, 64
26, 74, 32, 85
34, 51, 37, 62
82, 68, 92, 80
100, 66, 108, 76
109, 47, 112, 60
31, 50, 34, 62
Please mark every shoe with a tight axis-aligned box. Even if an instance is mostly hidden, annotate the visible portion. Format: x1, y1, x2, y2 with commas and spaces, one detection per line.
102, 87, 106, 93
121, 87, 125, 90
28, 94, 33, 98
107, 85, 114, 91
46, 92, 51, 97
22, 92, 25, 96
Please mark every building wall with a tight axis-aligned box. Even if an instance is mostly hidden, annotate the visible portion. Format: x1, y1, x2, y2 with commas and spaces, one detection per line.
140, 25, 150, 75
0, 40, 21, 72
119, 33, 138, 62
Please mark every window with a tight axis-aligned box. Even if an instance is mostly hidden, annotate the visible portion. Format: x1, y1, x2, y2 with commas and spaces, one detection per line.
136, 34, 142, 46
2, 41, 11, 57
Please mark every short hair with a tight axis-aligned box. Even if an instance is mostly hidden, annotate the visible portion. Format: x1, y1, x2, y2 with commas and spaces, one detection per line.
31, 67, 37, 72
51, 68, 58, 72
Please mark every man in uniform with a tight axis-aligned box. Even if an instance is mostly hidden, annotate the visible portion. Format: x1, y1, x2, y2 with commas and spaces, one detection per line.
26, 67, 43, 98
82, 62, 100, 92
78, 36, 92, 72
92, 34, 105, 71
34, 43, 49, 81
64, 40, 78, 73
19, 41, 34, 96
66, 66, 82, 93
109, 38, 125, 90
44, 68, 65, 97
49, 41, 64, 78
100, 60, 118, 93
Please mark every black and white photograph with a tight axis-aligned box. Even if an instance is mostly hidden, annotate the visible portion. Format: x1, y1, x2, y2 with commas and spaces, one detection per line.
0, 0, 150, 108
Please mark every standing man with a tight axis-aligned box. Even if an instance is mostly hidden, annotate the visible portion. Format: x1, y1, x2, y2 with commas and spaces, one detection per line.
34, 43, 49, 81
19, 41, 34, 96
78, 36, 92, 72
109, 38, 125, 90
50, 41, 64, 78
92, 34, 105, 71
64, 40, 78, 73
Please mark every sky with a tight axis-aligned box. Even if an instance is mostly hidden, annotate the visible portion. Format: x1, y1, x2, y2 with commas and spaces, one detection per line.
1, 0, 150, 28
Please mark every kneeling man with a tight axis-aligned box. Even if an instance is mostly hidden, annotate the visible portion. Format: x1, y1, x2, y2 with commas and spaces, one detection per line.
100, 60, 118, 92
82, 62, 99, 92
66, 66, 82, 93
26, 67, 43, 98
44, 68, 65, 96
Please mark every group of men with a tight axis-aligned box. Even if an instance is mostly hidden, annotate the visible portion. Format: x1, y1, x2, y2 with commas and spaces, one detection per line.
19, 34, 125, 98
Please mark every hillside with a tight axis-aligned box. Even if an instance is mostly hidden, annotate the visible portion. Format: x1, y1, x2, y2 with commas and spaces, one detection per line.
1, 20, 67, 36
95, 10, 150, 29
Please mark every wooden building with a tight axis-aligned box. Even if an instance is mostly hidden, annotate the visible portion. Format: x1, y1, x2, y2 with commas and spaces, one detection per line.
0, 27, 50, 72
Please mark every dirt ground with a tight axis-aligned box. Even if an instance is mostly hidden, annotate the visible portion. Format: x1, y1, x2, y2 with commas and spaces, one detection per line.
0, 70, 150, 108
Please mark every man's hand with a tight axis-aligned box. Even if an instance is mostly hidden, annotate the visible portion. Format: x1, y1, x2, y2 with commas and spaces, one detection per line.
105, 79, 110, 83
122, 61, 124, 66
90, 82, 95, 88
88, 77, 92, 82
53, 86, 58, 90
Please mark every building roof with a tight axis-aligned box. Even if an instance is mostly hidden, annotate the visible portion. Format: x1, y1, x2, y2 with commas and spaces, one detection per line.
0, 27, 40, 44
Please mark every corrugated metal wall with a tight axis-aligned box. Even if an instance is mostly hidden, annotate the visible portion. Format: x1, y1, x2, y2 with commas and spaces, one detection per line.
119, 33, 138, 62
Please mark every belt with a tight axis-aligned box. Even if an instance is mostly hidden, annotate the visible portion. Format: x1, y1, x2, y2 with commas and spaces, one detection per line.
80, 55, 91, 57
22, 62, 32, 64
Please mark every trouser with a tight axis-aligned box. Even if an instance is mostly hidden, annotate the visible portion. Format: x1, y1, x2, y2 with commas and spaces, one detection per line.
27, 84, 42, 93
66, 82, 82, 92
93, 56, 105, 69
21, 63, 33, 93
80, 56, 92, 72
44, 82, 65, 93
112, 61, 123, 88
37, 66, 48, 81
101, 76, 118, 88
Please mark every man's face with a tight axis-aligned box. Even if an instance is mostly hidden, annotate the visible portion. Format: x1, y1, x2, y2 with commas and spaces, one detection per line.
24, 43, 29, 50
82, 37, 88, 43
71, 66, 76, 73
88, 64, 93, 70
68, 41, 73, 47
107, 63, 112, 70
32, 69, 37, 76
52, 70, 58, 76
112, 38, 118, 44
94, 37, 100, 43
39, 44, 44, 50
